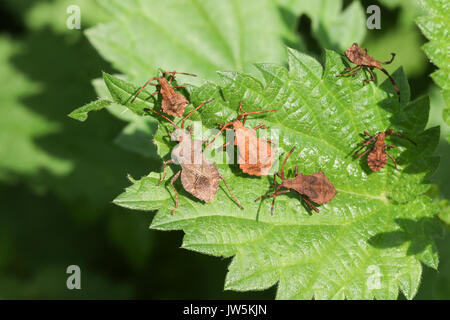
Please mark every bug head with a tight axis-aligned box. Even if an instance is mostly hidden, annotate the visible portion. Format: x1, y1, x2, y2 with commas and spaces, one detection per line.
145, 98, 214, 141
345, 42, 364, 63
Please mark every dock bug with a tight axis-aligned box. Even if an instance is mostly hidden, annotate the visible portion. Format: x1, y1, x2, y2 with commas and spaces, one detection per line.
255, 147, 337, 214
354, 128, 416, 172
207, 102, 276, 176
133, 70, 196, 117
339, 42, 400, 102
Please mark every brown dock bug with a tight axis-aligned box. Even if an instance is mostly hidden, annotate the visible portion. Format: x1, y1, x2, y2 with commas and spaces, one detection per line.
339, 42, 400, 102
206, 102, 276, 176
354, 128, 416, 172
255, 147, 337, 215
145, 98, 243, 214
132, 70, 197, 117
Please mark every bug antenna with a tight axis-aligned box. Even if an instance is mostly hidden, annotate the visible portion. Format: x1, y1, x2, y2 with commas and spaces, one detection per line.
181, 98, 214, 129
280, 147, 296, 179
205, 121, 234, 149
132, 77, 159, 103
386, 129, 417, 146
378, 68, 400, 102
236, 109, 276, 120
144, 108, 178, 129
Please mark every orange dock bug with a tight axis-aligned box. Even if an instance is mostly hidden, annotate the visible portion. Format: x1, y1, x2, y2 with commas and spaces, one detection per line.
145, 98, 243, 214
132, 70, 197, 117
339, 42, 400, 102
255, 147, 337, 215
354, 128, 416, 172
206, 102, 276, 176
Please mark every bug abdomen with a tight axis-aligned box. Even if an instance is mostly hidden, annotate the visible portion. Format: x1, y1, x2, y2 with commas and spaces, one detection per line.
286, 172, 337, 204
367, 150, 387, 172
181, 163, 220, 202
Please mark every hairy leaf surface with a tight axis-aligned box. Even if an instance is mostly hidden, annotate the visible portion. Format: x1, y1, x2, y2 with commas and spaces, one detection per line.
416, 0, 450, 140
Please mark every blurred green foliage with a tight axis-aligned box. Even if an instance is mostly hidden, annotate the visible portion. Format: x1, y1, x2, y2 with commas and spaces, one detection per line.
0, 0, 448, 299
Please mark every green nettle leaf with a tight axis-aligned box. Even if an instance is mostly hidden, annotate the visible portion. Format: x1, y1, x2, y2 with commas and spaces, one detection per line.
68, 99, 112, 122
276, 0, 366, 51
70, 73, 161, 159
109, 48, 441, 299
416, 0, 450, 140
85, 0, 299, 84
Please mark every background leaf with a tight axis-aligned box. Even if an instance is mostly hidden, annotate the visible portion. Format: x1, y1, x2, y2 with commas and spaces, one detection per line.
86, 0, 300, 84
416, 0, 450, 141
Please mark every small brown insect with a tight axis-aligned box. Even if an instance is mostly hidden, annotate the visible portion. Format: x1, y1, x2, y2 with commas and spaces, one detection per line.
145, 98, 243, 214
255, 147, 337, 214
354, 128, 416, 172
133, 70, 197, 117
339, 42, 400, 102
207, 102, 276, 176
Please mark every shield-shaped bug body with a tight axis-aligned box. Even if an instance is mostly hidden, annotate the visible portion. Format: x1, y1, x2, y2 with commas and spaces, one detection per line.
133, 70, 196, 117
256, 147, 337, 214
207, 102, 276, 176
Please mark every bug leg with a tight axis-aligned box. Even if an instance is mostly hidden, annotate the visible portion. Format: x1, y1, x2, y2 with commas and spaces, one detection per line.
355, 148, 371, 159
263, 139, 276, 145
363, 68, 376, 84
378, 67, 400, 102
219, 175, 243, 209
354, 135, 377, 156
172, 85, 186, 89
339, 65, 362, 77
158, 160, 174, 185
381, 53, 396, 65
239, 102, 250, 125
271, 174, 279, 190
302, 197, 320, 213
364, 48, 368, 55
213, 141, 232, 153
342, 65, 360, 73
255, 188, 290, 215
295, 166, 299, 176
152, 90, 161, 96
169, 171, 181, 215
385, 144, 396, 149
386, 151, 398, 170
271, 189, 291, 215
255, 189, 290, 200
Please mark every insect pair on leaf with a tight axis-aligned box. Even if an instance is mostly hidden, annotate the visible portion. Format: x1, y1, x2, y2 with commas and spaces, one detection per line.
144, 98, 244, 215
145, 99, 281, 214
